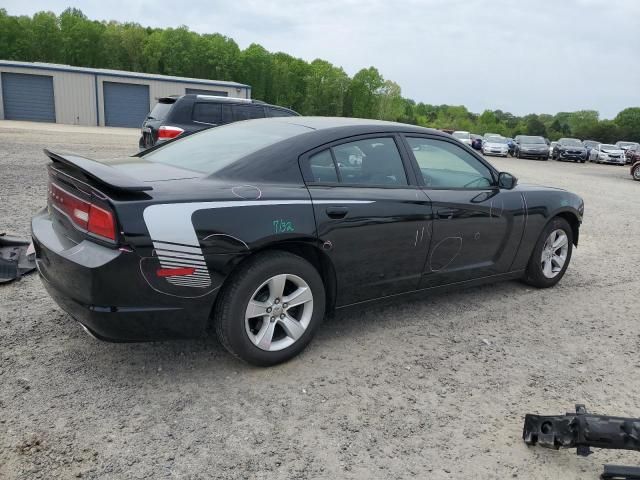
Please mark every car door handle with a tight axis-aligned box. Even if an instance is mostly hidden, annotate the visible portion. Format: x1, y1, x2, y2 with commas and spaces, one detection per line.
326, 206, 349, 219
436, 208, 457, 219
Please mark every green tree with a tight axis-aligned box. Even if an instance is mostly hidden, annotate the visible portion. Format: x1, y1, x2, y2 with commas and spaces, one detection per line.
345, 67, 384, 118
377, 80, 404, 121
614, 108, 640, 141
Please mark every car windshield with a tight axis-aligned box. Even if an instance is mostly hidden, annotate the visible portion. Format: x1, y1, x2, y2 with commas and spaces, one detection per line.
520, 136, 546, 144
148, 101, 173, 120
143, 120, 311, 174
617, 142, 637, 147
600, 144, 618, 150
559, 139, 582, 146
486, 137, 508, 144
583, 141, 599, 147
452, 131, 470, 139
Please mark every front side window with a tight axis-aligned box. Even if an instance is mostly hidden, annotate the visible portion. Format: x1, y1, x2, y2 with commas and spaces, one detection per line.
192, 103, 222, 124
407, 137, 494, 189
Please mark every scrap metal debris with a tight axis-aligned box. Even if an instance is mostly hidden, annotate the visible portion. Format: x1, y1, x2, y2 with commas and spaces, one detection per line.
0, 233, 36, 283
601, 465, 640, 480
524, 404, 640, 479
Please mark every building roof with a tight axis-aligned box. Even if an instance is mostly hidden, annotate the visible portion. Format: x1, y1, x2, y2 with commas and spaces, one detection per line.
0, 60, 250, 89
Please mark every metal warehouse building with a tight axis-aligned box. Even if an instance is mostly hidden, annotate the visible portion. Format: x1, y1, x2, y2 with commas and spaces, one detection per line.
0, 60, 251, 128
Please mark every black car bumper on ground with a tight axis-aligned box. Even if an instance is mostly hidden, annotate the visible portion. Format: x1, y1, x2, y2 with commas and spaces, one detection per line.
31, 209, 214, 341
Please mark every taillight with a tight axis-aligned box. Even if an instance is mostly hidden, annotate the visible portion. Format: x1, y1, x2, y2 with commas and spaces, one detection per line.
157, 125, 184, 141
49, 183, 117, 241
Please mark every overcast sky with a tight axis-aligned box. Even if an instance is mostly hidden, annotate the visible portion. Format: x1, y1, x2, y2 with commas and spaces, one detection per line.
4, 0, 639, 118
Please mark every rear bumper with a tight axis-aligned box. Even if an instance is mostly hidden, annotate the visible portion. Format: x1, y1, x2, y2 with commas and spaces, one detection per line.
32, 209, 215, 341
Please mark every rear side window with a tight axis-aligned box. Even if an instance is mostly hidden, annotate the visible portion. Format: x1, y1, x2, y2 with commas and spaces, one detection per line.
267, 107, 294, 117
233, 105, 266, 121
307, 137, 408, 186
192, 103, 223, 124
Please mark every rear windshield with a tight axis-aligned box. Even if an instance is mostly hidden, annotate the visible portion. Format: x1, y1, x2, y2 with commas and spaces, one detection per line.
148, 101, 173, 121
520, 136, 546, 144
143, 120, 311, 174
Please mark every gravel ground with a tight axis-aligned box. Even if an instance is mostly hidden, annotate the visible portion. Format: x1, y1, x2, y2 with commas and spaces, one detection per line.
1, 122, 639, 479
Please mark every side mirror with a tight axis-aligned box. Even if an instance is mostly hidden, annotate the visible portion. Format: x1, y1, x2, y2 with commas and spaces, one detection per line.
498, 172, 518, 189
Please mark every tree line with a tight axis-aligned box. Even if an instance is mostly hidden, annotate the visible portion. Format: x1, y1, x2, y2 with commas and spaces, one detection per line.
1, 8, 639, 142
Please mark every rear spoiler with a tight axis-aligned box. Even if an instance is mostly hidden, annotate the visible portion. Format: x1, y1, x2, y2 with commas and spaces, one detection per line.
44, 149, 153, 192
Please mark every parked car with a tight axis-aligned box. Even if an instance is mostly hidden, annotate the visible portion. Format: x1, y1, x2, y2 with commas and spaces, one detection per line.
616, 141, 640, 164
553, 138, 587, 162
631, 159, 640, 181
139, 94, 299, 149
515, 135, 550, 160
583, 140, 599, 159
471, 134, 483, 150
452, 130, 472, 146
32, 117, 584, 365
549, 141, 558, 157
625, 144, 640, 165
615, 141, 639, 151
588, 144, 626, 165
481, 136, 509, 157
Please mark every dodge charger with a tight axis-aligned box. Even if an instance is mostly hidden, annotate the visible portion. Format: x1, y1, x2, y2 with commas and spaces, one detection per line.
32, 118, 584, 365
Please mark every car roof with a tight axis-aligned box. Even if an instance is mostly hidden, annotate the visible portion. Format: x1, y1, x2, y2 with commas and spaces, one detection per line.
240, 116, 439, 133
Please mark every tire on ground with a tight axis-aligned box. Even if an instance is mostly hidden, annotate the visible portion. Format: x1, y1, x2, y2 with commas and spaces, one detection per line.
522, 216, 574, 288
213, 250, 326, 366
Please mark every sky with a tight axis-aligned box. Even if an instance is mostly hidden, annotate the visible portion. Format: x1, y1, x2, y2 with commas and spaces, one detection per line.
3, 0, 640, 119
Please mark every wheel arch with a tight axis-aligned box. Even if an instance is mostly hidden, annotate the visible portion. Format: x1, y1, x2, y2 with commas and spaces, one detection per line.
551, 209, 581, 246
213, 238, 338, 317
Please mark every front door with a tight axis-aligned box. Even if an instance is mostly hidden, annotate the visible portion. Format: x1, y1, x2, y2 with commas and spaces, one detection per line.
301, 135, 432, 305
402, 135, 525, 287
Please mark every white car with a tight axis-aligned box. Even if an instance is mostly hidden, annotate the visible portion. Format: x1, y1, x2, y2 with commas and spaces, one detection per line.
452, 131, 472, 146
589, 144, 626, 165
482, 137, 509, 157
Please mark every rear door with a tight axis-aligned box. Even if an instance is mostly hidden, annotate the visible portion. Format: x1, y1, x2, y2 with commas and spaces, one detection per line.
301, 134, 432, 305
401, 135, 525, 287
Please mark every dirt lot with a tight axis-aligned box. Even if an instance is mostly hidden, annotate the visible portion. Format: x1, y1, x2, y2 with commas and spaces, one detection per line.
1, 122, 639, 479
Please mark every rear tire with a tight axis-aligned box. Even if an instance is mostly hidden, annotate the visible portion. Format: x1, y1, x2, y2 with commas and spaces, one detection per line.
522, 217, 573, 288
213, 251, 325, 366
633, 165, 640, 181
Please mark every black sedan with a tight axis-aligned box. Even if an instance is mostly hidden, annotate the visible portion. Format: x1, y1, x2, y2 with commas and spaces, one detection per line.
552, 138, 588, 163
32, 118, 584, 366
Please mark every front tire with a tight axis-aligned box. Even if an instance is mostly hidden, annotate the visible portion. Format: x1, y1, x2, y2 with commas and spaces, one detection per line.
522, 217, 573, 288
213, 251, 326, 366
633, 165, 640, 181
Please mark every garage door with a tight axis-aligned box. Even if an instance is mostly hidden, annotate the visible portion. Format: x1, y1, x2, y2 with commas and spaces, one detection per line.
103, 82, 150, 128
185, 88, 228, 97
1, 72, 56, 122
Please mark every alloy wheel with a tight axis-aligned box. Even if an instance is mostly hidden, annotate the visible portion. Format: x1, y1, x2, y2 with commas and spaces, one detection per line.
244, 274, 314, 351
540, 229, 569, 279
